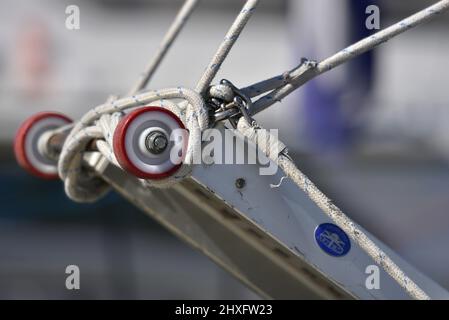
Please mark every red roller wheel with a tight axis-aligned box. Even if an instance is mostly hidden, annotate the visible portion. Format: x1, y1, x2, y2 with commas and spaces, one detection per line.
14, 111, 72, 179
113, 106, 188, 180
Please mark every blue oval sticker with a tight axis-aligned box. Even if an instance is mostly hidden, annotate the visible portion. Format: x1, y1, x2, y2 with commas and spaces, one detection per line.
315, 223, 351, 257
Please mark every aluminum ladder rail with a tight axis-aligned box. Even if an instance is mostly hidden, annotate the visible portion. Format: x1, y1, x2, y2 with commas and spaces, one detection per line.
83, 124, 449, 300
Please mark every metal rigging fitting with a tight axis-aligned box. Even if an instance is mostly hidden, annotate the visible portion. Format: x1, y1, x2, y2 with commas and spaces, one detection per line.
208, 79, 255, 127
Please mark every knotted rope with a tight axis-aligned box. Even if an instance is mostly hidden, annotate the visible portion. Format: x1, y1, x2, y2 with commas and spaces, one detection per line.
58, 88, 208, 203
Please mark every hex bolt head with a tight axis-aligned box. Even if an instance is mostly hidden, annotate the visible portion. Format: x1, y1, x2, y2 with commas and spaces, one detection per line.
235, 178, 246, 189
146, 130, 168, 154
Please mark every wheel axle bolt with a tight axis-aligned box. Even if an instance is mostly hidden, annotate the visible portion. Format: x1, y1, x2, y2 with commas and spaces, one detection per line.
146, 131, 168, 154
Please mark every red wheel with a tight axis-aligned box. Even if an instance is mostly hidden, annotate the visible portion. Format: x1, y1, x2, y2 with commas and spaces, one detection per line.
14, 112, 72, 179
113, 106, 188, 179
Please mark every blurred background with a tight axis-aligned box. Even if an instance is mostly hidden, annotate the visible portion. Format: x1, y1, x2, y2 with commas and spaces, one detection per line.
0, 0, 449, 299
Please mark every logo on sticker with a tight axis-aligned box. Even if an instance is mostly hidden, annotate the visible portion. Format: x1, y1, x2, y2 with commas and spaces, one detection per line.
315, 223, 351, 257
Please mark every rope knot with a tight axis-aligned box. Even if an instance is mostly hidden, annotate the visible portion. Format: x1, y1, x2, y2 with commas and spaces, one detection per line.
57, 87, 209, 202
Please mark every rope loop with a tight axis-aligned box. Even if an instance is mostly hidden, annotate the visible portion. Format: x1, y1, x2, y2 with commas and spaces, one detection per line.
57, 87, 209, 202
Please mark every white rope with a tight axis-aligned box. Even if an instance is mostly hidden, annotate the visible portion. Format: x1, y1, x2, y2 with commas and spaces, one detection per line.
236, 117, 430, 300
58, 87, 208, 202
56, 0, 265, 202
250, 0, 449, 115
95, 112, 123, 167
58, 0, 259, 202
128, 0, 200, 95
57, 0, 205, 202
195, 0, 259, 94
